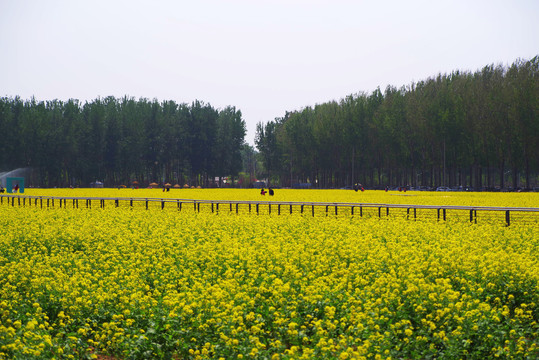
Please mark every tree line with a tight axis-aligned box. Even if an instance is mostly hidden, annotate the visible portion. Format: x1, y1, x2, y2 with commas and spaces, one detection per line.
255, 56, 539, 190
0, 96, 246, 187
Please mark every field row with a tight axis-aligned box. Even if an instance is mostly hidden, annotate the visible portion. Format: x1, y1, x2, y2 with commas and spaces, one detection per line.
3, 194, 539, 227
15, 188, 539, 208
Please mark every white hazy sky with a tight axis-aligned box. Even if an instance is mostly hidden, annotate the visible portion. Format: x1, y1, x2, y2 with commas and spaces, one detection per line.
1, 0, 538, 145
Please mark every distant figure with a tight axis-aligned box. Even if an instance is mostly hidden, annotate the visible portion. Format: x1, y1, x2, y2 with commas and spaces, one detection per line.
260, 188, 267, 196
385, 186, 388, 192
353, 184, 359, 192
269, 187, 274, 196
13, 184, 19, 193
0, 186, 4, 193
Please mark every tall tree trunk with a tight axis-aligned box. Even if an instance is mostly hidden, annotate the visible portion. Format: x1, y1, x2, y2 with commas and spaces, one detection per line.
499, 159, 505, 189
351, 146, 355, 186
524, 149, 530, 190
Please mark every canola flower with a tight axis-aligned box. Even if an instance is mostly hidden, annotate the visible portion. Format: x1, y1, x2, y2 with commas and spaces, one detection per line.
0, 190, 538, 359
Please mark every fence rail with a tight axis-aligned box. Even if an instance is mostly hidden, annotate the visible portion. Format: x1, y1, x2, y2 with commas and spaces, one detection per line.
1, 194, 538, 226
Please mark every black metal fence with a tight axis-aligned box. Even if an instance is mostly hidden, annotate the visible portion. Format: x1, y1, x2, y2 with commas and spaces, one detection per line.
1, 194, 538, 226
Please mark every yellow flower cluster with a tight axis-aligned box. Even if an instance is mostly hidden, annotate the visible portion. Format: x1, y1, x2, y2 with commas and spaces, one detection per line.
0, 190, 538, 359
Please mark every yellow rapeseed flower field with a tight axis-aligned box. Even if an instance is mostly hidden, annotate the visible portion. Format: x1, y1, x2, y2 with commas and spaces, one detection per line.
0, 189, 538, 359
17, 187, 539, 208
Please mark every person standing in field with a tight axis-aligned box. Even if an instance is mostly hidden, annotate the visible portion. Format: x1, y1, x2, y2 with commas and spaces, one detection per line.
269, 187, 274, 196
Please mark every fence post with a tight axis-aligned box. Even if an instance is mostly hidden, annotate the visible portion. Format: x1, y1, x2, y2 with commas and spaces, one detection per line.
386, 207, 389, 217
312, 205, 315, 217
301, 204, 304, 214
161, 200, 165, 210
269, 203, 271, 214
505, 210, 510, 226
443, 208, 446, 221
256, 203, 259, 214
290, 204, 292, 214
335, 205, 338, 216
236, 203, 238, 214
351, 206, 354, 216
278, 204, 281, 215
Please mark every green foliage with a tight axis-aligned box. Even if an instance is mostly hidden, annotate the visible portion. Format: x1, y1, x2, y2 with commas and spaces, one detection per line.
0, 97, 247, 187
255, 56, 539, 189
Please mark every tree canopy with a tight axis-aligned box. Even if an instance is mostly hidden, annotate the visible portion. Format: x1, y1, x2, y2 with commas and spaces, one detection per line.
0, 97, 246, 187
2, 57, 537, 190
255, 56, 539, 190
